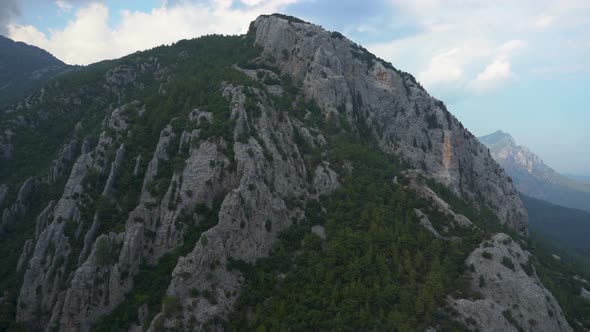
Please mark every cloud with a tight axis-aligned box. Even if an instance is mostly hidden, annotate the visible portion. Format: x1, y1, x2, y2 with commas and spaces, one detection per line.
55, 0, 74, 13
7, 0, 299, 65
534, 15, 554, 28
364, 0, 590, 102
418, 48, 463, 85
467, 57, 515, 94
0, 0, 21, 35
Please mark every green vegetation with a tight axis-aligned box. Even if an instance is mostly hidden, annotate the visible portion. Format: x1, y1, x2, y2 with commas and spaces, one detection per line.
95, 238, 112, 266
226, 135, 485, 331
523, 194, 590, 273
531, 240, 590, 331
266, 13, 309, 24
502, 309, 524, 332
501, 256, 516, 271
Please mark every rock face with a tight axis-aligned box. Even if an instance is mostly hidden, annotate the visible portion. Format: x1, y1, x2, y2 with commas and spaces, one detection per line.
2, 14, 548, 332
479, 130, 590, 213
252, 15, 527, 232
451, 233, 572, 332
147, 81, 338, 331
48, 140, 80, 184
0, 177, 36, 235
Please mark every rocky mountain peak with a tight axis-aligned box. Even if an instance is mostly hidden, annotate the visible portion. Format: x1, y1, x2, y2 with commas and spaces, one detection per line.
479, 130, 590, 212
479, 130, 516, 148
480, 130, 566, 180
251, 13, 527, 232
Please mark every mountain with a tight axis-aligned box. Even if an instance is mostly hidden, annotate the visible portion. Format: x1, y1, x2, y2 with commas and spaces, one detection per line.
479, 130, 590, 212
0, 14, 587, 332
523, 194, 590, 271
0, 35, 71, 104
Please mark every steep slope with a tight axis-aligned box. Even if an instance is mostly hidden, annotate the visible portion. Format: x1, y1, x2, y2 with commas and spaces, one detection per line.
251, 16, 527, 232
523, 195, 590, 270
479, 130, 590, 212
0, 14, 580, 332
0, 35, 71, 104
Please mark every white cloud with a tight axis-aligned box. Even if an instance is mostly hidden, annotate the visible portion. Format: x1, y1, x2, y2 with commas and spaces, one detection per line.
366, 0, 590, 101
55, 0, 73, 12
241, 0, 265, 6
498, 40, 525, 56
7, 0, 299, 65
534, 15, 554, 28
356, 24, 376, 33
468, 57, 515, 94
418, 48, 463, 85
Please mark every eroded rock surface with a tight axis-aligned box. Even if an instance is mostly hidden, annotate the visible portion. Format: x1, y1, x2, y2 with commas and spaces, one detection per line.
451, 233, 572, 332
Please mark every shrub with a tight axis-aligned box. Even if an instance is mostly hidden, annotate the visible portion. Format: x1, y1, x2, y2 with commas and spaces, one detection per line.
520, 259, 534, 276
202, 289, 218, 304
478, 275, 486, 288
163, 296, 182, 316
172, 156, 186, 173
330, 31, 345, 40
95, 238, 112, 266
501, 256, 515, 271
481, 251, 493, 259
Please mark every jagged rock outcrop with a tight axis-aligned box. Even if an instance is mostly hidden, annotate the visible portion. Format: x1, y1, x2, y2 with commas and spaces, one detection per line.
0, 177, 36, 235
16, 103, 132, 330
147, 81, 339, 330
451, 233, 572, 332
48, 140, 80, 184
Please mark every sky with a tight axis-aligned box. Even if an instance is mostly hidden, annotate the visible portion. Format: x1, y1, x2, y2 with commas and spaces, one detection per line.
1, 0, 589, 175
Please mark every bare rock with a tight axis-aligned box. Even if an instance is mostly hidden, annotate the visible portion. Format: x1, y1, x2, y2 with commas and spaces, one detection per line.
450, 233, 572, 332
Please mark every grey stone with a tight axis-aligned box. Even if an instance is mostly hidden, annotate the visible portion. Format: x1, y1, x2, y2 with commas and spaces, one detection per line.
450, 233, 572, 332
48, 140, 79, 184
311, 225, 326, 240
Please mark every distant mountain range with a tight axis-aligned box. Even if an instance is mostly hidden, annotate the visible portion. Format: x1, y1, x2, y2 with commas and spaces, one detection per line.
0, 35, 72, 104
479, 130, 590, 213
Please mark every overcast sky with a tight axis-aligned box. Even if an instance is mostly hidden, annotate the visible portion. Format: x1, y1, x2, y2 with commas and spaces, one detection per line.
2, 0, 589, 175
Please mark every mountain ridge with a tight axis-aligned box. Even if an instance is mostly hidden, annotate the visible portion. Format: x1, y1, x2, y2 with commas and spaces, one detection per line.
0, 35, 72, 104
